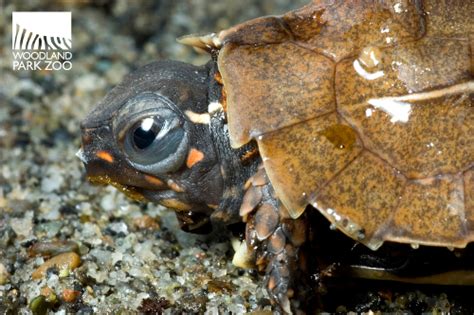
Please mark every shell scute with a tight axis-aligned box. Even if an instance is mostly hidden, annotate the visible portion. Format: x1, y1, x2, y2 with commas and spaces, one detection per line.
218, 42, 335, 147
388, 175, 470, 247
258, 113, 363, 218
315, 151, 406, 250
217, 0, 474, 248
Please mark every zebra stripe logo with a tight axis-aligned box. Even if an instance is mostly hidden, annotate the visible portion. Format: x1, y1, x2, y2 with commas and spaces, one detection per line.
12, 12, 72, 71
12, 12, 71, 51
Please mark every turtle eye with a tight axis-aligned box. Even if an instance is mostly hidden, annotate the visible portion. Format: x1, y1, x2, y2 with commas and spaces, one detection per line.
115, 92, 190, 174
124, 115, 185, 167
132, 117, 162, 149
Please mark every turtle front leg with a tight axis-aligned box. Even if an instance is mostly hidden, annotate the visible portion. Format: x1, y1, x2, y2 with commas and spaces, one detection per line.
235, 166, 309, 314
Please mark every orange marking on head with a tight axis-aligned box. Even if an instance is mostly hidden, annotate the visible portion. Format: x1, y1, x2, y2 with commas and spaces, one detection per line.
96, 151, 114, 163
144, 175, 164, 187
186, 148, 204, 168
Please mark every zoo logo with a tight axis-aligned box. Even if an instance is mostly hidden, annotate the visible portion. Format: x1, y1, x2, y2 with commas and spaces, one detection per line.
12, 12, 72, 71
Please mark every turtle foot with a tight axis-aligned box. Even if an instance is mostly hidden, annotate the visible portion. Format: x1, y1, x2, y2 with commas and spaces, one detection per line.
238, 166, 309, 314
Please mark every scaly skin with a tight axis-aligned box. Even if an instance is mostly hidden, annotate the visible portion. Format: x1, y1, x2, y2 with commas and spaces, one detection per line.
239, 166, 309, 314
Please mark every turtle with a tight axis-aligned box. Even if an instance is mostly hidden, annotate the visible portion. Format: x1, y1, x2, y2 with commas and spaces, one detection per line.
79, 0, 474, 313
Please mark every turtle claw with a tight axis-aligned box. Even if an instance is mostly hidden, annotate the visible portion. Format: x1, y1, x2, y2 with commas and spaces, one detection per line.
277, 294, 292, 315
267, 260, 294, 314
265, 231, 306, 314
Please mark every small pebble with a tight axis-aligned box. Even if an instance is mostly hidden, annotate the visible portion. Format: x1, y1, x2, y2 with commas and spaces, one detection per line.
207, 279, 234, 294
132, 215, 160, 230
40, 286, 53, 297
62, 288, 81, 303
105, 221, 128, 236
29, 240, 79, 257
0, 262, 10, 284
10, 211, 34, 238
40, 167, 64, 193
40, 286, 58, 303
32, 252, 81, 280
29, 295, 48, 315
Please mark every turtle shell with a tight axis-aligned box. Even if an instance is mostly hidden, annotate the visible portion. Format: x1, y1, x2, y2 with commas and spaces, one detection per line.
194, 0, 474, 250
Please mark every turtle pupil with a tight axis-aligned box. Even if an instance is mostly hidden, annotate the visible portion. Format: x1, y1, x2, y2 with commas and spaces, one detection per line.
133, 118, 160, 150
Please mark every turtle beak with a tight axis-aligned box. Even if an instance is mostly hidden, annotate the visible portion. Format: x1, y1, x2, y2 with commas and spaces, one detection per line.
75, 148, 87, 164
80, 124, 116, 177
78, 124, 149, 201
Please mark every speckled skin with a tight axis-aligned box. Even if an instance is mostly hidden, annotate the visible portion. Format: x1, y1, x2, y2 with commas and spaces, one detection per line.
240, 166, 308, 313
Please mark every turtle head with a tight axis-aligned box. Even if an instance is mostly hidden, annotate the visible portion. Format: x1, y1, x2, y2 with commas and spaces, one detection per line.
80, 61, 226, 233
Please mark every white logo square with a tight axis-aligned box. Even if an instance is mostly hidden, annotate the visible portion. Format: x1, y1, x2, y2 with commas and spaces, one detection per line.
12, 12, 71, 50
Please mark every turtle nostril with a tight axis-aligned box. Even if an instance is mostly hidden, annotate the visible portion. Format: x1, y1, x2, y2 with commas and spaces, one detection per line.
81, 131, 93, 145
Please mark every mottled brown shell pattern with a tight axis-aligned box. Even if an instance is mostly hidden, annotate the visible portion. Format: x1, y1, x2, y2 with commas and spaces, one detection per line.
214, 0, 474, 250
